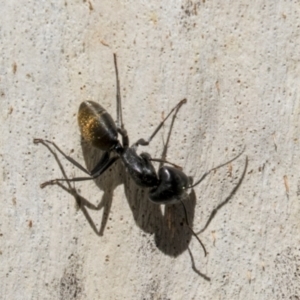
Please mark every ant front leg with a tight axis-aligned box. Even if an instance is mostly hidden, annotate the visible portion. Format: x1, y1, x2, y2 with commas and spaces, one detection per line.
33, 138, 119, 187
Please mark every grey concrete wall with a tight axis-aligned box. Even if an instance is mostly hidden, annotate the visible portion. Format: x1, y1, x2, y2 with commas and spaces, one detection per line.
1, 1, 300, 299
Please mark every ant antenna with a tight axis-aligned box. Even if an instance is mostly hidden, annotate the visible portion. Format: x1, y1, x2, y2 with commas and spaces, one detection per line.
189, 147, 245, 189
179, 199, 207, 256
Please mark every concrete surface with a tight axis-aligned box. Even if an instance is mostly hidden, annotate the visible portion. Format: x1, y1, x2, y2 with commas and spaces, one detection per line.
1, 1, 300, 299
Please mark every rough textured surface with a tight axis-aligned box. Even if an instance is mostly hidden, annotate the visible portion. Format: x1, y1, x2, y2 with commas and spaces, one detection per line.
1, 1, 300, 299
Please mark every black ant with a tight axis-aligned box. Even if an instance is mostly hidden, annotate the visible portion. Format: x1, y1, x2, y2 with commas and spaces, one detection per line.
34, 54, 245, 256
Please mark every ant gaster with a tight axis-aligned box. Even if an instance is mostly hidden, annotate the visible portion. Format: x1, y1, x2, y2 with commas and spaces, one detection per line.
34, 54, 244, 256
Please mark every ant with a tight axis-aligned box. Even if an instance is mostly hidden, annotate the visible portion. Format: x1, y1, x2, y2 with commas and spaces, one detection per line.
34, 54, 245, 257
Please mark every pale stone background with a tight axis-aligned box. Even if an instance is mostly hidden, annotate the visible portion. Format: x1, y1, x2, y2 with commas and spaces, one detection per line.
1, 1, 300, 299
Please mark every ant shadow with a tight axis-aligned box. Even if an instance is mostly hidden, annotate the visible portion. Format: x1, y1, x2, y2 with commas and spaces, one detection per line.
38, 112, 247, 282
80, 140, 195, 255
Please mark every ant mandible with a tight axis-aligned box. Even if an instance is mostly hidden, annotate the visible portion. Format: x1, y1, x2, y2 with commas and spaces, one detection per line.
34, 54, 244, 256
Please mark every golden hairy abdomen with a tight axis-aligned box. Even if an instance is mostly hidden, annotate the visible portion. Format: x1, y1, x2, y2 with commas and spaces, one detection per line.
78, 101, 118, 151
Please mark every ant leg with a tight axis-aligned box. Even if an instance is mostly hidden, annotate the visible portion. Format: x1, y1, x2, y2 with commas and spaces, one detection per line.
113, 53, 186, 150
117, 127, 129, 148
41, 156, 119, 188
34, 138, 115, 176
34, 138, 93, 175
136, 99, 187, 169
34, 138, 75, 192
113, 53, 124, 130
113, 54, 130, 149
34, 138, 119, 187
190, 147, 246, 188
159, 96, 184, 167
133, 98, 187, 148
36, 143, 111, 236
179, 199, 207, 256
